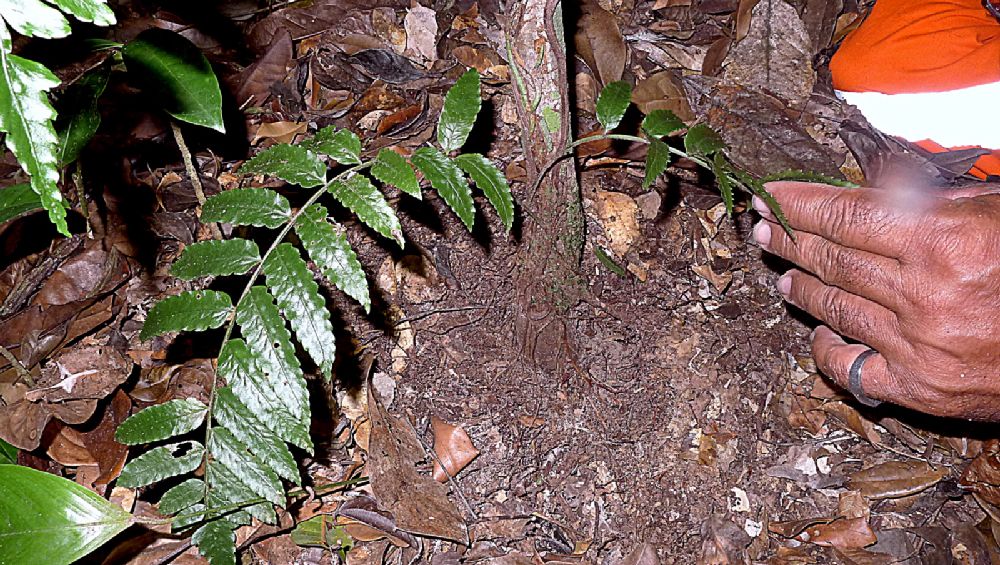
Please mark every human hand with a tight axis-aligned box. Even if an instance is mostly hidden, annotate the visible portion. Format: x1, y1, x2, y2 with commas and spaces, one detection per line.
753, 181, 1000, 420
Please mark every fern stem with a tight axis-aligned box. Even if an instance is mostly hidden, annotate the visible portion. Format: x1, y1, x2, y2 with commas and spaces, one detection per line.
201, 162, 372, 500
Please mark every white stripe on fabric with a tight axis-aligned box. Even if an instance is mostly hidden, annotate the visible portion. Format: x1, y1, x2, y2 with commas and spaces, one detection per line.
836, 80, 1000, 149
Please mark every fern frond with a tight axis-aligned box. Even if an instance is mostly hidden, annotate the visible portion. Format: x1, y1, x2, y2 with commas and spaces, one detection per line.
115, 398, 208, 445
263, 243, 336, 377
213, 388, 299, 484
412, 147, 474, 231
438, 69, 481, 153
158, 478, 205, 515
201, 188, 291, 229
329, 174, 404, 246
207, 428, 284, 507
372, 148, 420, 198
759, 169, 858, 188
643, 138, 670, 190
205, 461, 272, 524
140, 290, 232, 341
241, 143, 326, 188
295, 204, 370, 312
454, 153, 513, 232
193, 520, 236, 565
117, 441, 204, 488
303, 126, 362, 165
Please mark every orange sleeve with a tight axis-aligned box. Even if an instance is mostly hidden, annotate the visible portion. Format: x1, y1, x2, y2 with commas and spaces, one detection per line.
831, 0, 1000, 94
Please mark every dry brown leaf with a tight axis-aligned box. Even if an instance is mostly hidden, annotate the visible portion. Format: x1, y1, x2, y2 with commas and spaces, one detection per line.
962, 450, 1000, 507
367, 378, 466, 542
838, 491, 869, 520
621, 544, 659, 565
734, 0, 760, 41
403, 5, 437, 65
252, 121, 307, 145
848, 460, 946, 500
235, 30, 293, 108
821, 401, 881, 445
594, 191, 640, 257
805, 517, 877, 548
769, 516, 836, 539
431, 415, 480, 482
47, 426, 97, 466
698, 515, 750, 564
631, 71, 693, 120
574, 0, 626, 86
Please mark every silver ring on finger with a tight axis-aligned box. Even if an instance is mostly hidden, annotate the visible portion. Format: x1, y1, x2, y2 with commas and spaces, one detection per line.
848, 348, 882, 408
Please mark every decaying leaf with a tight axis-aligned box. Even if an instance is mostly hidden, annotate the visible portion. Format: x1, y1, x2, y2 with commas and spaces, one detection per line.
431, 416, 479, 482
848, 461, 947, 500
621, 543, 660, 565
699, 515, 750, 564
805, 517, 877, 548
366, 377, 466, 543
593, 190, 641, 257
574, 0, 626, 86
962, 449, 1000, 507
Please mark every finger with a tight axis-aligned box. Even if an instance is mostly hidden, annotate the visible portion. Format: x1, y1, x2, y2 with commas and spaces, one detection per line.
780, 269, 904, 352
755, 220, 904, 310
756, 181, 922, 259
811, 326, 899, 404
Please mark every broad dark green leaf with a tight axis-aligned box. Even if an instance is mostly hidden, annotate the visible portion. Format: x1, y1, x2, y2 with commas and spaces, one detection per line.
643, 137, 670, 189
56, 64, 110, 166
453, 153, 513, 232
114, 398, 208, 445
0, 0, 71, 38
117, 440, 204, 488
171, 239, 260, 280
50, 0, 117, 26
684, 124, 726, 157
291, 515, 354, 553
158, 478, 205, 515
713, 153, 734, 216
241, 144, 326, 188
171, 503, 207, 532
0, 183, 44, 225
596, 81, 631, 132
208, 428, 284, 507
202, 188, 291, 229
0, 439, 15, 464
205, 461, 271, 524
0, 46, 68, 235
123, 29, 224, 132
218, 339, 311, 450
140, 290, 232, 341
302, 126, 361, 165
213, 387, 299, 484
329, 174, 403, 246
411, 147, 474, 231
235, 288, 312, 451
438, 69, 481, 153
295, 204, 369, 312
371, 148, 420, 198
0, 465, 131, 565
641, 109, 685, 138
193, 520, 236, 565
263, 243, 336, 377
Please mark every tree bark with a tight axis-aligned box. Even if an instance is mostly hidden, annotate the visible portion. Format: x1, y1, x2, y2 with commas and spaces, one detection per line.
505, 0, 585, 370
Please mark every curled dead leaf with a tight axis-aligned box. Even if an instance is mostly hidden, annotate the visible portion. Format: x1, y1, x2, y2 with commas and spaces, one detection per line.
431, 416, 480, 482
848, 460, 947, 500
574, 0, 626, 85
804, 517, 877, 549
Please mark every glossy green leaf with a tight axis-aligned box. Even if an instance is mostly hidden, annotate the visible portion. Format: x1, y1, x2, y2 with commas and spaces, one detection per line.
117, 440, 204, 488
329, 174, 403, 246
641, 109, 685, 138
263, 243, 336, 377
205, 461, 269, 524
302, 126, 361, 165
202, 188, 291, 229
158, 478, 205, 515
235, 288, 312, 451
453, 153, 513, 232
114, 398, 208, 445
594, 246, 627, 277
171, 503, 207, 532
193, 520, 236, 565
596, 80, 631, 132
295, 204, 370, 312
643, 137, 670, 189
291, 515, 354, 554
213, 387, 299, 484
171, 239, 261, 280
0, 439, 15, 464
411, 147, 474, 231
713, 153, 734, 216
0, 27, 68, 235
208, 428, 284, 507
55, 64, 109, 166
730, 167, 793, 236
241, 144, 326, 188
371, 148, 420, 198
0, 183, 44, 225
684, 124, 726, 157
123, 28, 224, 132
139, 290, 232, 341
0, 0, 70, 38
218, 339, 311, 450
0, 465, 131, 565
49, 0, 117, 26
438, 68, 481, 153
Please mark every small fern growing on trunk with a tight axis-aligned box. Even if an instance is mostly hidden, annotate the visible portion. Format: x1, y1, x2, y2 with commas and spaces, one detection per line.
113, 69, 512, 565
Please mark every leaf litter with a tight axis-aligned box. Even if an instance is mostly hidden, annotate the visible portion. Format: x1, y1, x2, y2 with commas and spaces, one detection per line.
1, 0, 999, 563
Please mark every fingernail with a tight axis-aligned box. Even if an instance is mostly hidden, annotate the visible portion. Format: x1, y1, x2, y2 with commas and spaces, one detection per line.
753, 221, 771, 248
777, 273, 792, 297
752, 195, 774, 219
